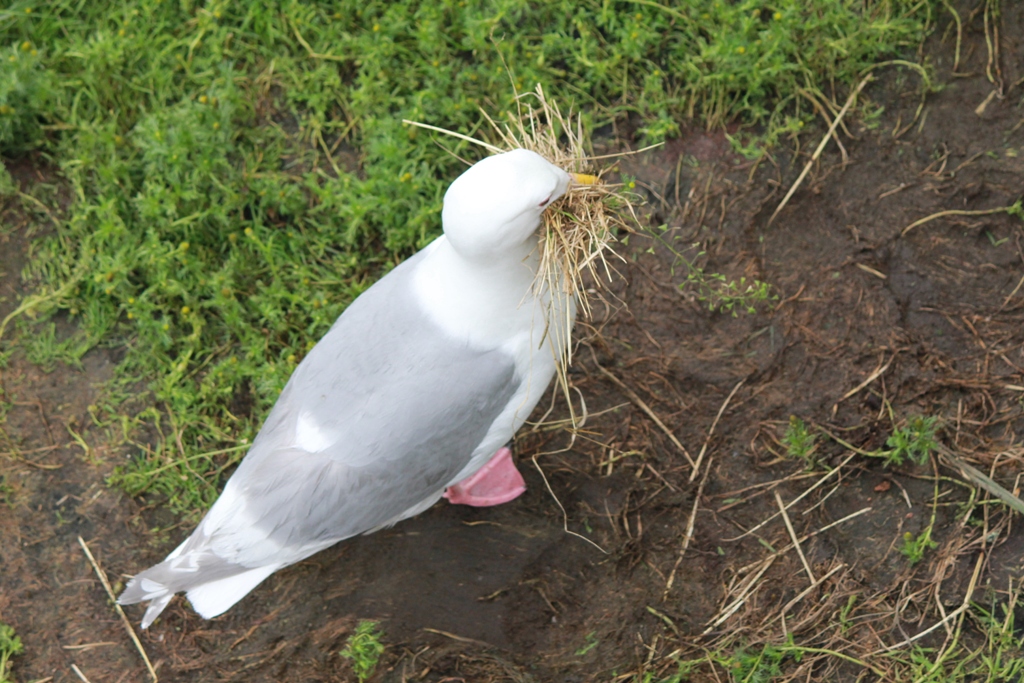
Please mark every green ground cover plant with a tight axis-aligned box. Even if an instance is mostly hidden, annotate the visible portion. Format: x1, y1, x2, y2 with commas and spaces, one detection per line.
0, 0, 938, 517
0, 623, 23, 683
339, 620, 385, 682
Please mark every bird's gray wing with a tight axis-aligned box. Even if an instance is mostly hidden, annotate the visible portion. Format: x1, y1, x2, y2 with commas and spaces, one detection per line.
202, 249, 519, 566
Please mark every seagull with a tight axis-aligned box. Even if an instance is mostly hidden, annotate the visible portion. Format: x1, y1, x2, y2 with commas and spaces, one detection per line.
118, 149, 592, 628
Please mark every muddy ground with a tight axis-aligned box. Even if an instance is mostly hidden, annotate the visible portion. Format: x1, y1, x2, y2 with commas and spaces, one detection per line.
2, 4, 1024, 682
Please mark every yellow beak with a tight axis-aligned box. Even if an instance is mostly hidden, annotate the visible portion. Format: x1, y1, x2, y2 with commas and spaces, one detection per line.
570, 172, 600, 186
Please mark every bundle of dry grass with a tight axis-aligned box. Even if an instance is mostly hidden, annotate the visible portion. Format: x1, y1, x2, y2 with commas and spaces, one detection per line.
404, 86, 636, 382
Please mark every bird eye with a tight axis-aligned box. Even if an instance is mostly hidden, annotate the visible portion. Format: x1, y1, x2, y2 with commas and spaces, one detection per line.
539, 195, 552, 207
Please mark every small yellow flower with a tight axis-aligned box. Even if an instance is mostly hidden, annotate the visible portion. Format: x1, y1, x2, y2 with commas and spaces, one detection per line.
118, 29, 126, 37
212, 121, 220, 130
181, 305, 191, 314
244, 227, 253, 236
24, 7, 32, 13
179, 241, 189, 250
400, 172, 412, 182
162, 323, 169, 331
128, 297, 135, 304
213, 10, 221, 18
199, 95, 208, 104
372, 23, 380, 31
773, 11, 782, 20
736, 46, 746, 54
21, 41, 31, 51
127, 312, 134, 319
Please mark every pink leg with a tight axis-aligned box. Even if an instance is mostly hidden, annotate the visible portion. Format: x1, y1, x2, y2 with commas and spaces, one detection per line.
444, 447, 526, 507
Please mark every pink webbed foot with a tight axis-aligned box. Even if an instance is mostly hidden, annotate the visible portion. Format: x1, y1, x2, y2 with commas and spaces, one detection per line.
444, 447, 526, 507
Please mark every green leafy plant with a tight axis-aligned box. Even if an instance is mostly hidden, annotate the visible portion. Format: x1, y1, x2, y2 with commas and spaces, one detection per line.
838, 595, 857, 635
719, 639, 800, 683
685, 269, 776, 317
884, 415, 938, 467
782, 416, 816, 465
340, 620, 385, 683
900, 528, 938, 566
576, 631, 599, 656
0, 623, 24, 683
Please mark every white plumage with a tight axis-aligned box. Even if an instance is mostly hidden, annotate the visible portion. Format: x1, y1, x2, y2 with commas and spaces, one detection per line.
118, 149, 579, 628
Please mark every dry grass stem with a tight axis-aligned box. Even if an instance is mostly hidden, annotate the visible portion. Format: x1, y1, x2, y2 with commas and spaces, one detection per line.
531, 455, 608, 554
768, 74, 872, 226
873, 552, 985, 654
690, 378, 744, 481
761, 563, 847, 630
591, 352, 696, 470
999, 272, 1024, 309
704, 557, 777, 634
664, 455, 715, 599
774, 490, 816, 584
422, 628, 492, 647
836, 353, 893, 405
77, 536, 158, 682
725, 452, 857, 541
936, 443, 1024, 515
70, 664, 92, 683
707, 506, 870, 635
901, 204, 1020, 236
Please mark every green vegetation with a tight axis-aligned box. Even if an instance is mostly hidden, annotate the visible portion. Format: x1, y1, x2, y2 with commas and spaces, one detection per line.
648, 229, 777, 316
782, 416, 816, 464
0, 1, 939, 515
884, 415, 938, 467
575, 631, 599, 656
340, 620, 385, 683
684, 267, 776, 316
900, 528, 938, 566
665, 594, 1024, 682
814, 415, 940, 470
719, 640, 795, 682
0, 623, 23, 683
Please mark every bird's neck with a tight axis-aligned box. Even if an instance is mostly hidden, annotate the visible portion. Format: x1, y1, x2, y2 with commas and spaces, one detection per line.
412, 235, 550, 349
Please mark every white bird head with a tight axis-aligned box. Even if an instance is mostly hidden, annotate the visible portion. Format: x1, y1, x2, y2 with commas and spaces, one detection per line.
441, 149, 570, 261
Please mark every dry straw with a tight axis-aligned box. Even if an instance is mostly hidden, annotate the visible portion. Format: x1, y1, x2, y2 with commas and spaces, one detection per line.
404, 85, 637, 411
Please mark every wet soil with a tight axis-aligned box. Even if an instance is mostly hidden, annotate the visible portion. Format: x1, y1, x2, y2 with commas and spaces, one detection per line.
2, 4, 1024, 681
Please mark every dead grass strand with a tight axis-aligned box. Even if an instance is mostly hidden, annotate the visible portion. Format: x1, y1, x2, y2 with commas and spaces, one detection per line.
77, 536, 158, 682
768, 75, 873, 226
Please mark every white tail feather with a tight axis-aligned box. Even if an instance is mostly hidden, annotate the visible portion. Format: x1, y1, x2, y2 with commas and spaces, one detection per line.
186, 564, 281, 619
